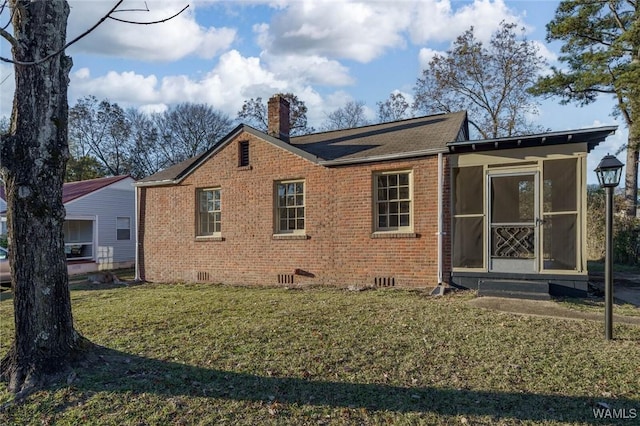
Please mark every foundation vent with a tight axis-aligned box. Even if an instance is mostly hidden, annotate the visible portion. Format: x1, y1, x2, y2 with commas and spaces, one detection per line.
374, 277, 395, 287
278, 274, 295, 285
197, 271, 211, 282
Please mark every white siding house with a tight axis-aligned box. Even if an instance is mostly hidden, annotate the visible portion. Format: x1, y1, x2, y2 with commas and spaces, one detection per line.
63, 176, 136, 275
1, 176, 136, 275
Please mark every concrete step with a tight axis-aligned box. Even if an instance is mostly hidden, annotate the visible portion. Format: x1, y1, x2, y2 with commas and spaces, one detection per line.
478, 279, 550, 300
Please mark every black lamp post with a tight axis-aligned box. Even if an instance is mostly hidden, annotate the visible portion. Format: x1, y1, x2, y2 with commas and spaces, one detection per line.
594, 154, 624, 340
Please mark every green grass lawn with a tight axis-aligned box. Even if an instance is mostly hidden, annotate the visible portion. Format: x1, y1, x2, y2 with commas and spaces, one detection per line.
1, 283, 639, 425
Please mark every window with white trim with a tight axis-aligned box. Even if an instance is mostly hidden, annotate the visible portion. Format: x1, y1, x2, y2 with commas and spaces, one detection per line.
116, 217, 131, 241
276, 180, 305, 233
374, 171, 412, 232
197, 188, 221, 237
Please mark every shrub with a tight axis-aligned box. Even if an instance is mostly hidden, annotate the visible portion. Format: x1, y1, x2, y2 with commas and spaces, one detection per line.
587, 185, 640, 265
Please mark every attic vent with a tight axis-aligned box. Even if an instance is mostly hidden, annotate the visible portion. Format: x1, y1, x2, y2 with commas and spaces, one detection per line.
278, 274, 294, 285
239, 141, 250, 167
197, 271, 211, 282
374, 277, 395, 287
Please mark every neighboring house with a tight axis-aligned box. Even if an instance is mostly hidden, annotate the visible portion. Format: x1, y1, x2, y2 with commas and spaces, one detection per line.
136, 95, 616, 298
1, 175, 136, 275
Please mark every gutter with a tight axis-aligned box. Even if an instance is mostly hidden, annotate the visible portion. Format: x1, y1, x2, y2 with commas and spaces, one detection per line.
430, 152, 446, 296
133, 179, 179, 188
134, 186, 140, 281
437, 152, 443, 285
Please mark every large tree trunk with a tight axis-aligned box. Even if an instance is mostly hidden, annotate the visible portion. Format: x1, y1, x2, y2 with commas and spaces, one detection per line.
624, 144, 638, 217
0, 0, 92, 396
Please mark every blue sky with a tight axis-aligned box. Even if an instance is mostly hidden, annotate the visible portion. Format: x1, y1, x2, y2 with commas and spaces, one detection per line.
0, 0, 629, 184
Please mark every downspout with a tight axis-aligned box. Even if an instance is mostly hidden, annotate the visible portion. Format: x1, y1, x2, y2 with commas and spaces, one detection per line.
134, 185, 140, 282
437, 152, 443, 284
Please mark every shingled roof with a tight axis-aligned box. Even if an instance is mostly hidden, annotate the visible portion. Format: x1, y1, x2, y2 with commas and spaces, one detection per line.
292, 111, 468, 164
137, 111, 469, 186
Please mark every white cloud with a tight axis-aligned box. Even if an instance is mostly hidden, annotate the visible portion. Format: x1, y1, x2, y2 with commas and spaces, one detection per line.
71, 68, 160, 104
410, 0, 526, 45
67, 0, 236, 61
262, 53, 355, 86
68, 49, 327, 120
417, 47, 442, 73
261, 1, 411, 63
255, 0, 526, 64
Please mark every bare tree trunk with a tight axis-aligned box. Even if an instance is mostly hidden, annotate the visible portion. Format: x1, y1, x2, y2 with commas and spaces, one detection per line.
624, 145, 638, 217
623, 101, 640, 216
0, 0, 92, 396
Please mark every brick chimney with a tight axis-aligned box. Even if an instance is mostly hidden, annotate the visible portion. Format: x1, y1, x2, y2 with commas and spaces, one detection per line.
267, 95, 290, 142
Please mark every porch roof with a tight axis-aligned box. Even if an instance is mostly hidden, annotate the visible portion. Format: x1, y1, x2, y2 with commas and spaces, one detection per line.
447, 126, 617, 153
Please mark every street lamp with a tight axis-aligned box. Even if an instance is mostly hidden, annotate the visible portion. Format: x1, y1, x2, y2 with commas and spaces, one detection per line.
594, 154, 624, 340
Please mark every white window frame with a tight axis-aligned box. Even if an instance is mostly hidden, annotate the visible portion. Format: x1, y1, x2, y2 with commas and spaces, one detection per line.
275, 179, 305, 235
196, 188, 221, 237
63, 217, 95, 261
116, 216, 131, 241
373, 170, 413, 233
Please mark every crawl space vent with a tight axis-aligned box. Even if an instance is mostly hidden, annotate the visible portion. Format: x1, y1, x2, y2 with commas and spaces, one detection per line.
278, 274, 295, 285
374, 277, 395, 287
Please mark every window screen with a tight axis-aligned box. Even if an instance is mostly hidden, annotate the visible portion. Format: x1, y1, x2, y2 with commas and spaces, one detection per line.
543, 215, 576, 270
542, 158, 578, 270
543, 158, 577, 212
453, 216, 484, 268
454, 166, 483, 215
452, 166, 484, 268
490, 175, 535, 223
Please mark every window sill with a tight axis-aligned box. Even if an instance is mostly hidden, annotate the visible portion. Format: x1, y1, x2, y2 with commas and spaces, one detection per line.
370, 232, 418, 239
195, 235, 224, 242
237, 165, 252, 171
272, 234, 309, 240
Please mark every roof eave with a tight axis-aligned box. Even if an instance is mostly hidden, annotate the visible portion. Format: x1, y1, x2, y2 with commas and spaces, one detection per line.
134, 124, 322, 187
447, 126, 618, 153
319, 147, 449, 166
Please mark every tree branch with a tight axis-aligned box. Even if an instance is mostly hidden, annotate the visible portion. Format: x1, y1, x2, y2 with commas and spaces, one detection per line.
1, 0, 124, 65
107, 5, 189, 25
0, 0, 17, 47
0, 1, 188, 66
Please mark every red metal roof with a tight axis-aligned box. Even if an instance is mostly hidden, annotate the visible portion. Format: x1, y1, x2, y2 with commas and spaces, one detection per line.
62, 175, 131, 204
0, 175, 131, 205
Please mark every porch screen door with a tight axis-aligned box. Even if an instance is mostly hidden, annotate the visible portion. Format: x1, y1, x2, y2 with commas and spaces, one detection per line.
489, 173, 537, 273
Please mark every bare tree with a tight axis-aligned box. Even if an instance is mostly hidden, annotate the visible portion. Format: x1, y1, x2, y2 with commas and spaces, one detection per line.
321, 100, 370, 131
237, 93, 315, 136
126, 108, 164, 179
69, 96, 133, 176
413, 21, 546, 139
377, 92, 411, 123
0, 0, 187, 396
154, 103, 233, 165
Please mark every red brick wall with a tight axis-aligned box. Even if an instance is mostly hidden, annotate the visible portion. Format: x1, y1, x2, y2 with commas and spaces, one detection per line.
139, 130, 450, 288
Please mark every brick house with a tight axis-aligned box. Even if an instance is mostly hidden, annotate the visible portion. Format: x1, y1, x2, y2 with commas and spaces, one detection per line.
135, 95, 616, 298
